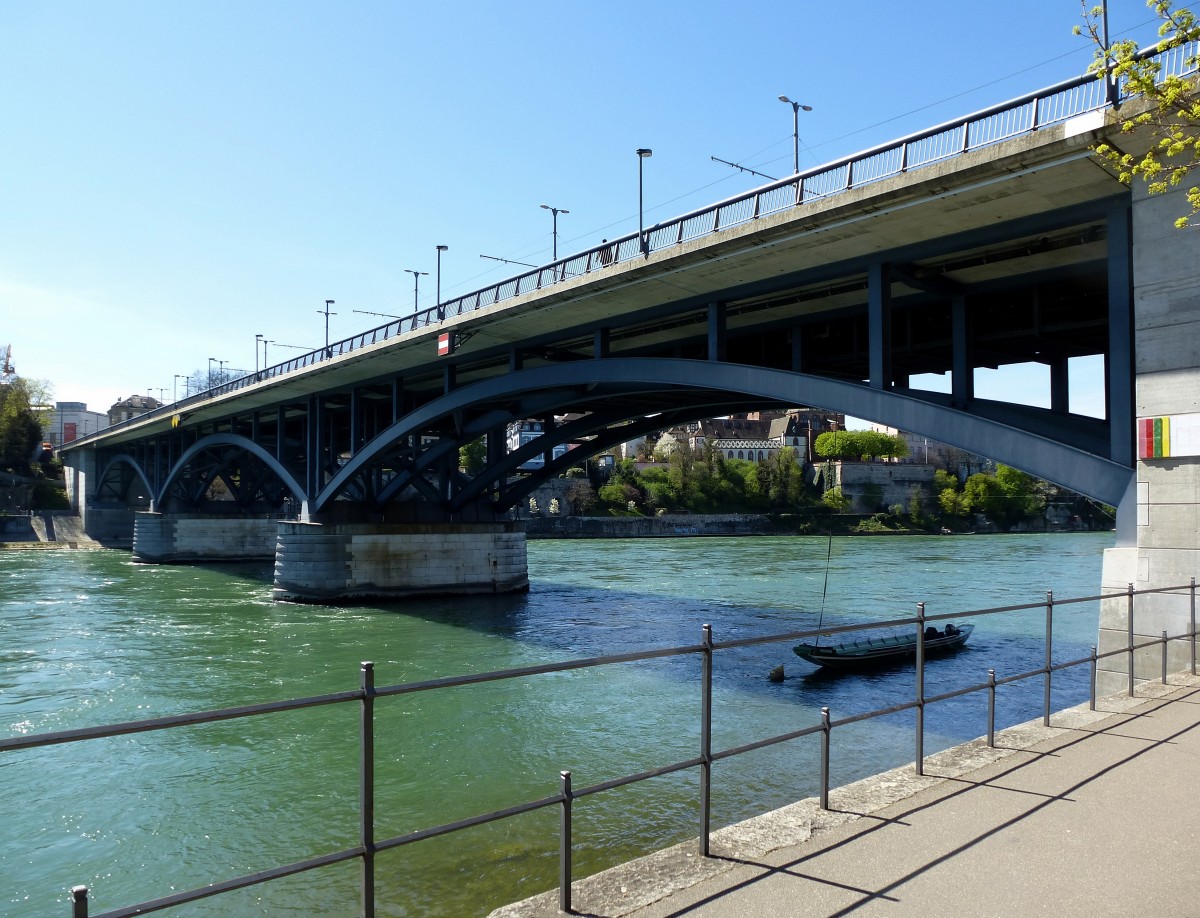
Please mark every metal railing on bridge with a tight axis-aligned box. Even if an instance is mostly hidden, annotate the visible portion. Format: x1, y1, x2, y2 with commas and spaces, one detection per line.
67, 39, 1198, 447
5, 579, 1195, 917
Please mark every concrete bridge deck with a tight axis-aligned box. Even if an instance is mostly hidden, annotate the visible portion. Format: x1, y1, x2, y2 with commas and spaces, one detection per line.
492, 675, 1200, 917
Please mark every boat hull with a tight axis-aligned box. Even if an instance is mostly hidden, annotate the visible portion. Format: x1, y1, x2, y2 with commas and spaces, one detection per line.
794, 624, 973, 670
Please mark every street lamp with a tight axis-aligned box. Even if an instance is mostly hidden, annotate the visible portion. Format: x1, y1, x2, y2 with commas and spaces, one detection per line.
404, 269, 428, 315
255, 333, 264, 372
435, 245, 448, 321
778, 96, 813, 176
207, 357, 217, 387
319, 300, 336, 357
174, 374, 187, 401
539, 204, 569, 261
636, 148, 652, 255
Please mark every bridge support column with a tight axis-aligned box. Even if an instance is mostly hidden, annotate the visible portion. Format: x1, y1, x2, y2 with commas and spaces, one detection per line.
272, 520, 529, 603
1098, 186, 1200, 694
132, 512, 279, 563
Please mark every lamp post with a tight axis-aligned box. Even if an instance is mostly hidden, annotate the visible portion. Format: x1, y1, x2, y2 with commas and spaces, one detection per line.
636, 148, 652, 255
207, 357, 217, 388
174, 374, 187, 401
778, 96, 813, 176
319, 300, 336, 357
255, 333, 264, 372
435, 245, 448, 321
404, 269, 428, 315
539, 204, 569, 261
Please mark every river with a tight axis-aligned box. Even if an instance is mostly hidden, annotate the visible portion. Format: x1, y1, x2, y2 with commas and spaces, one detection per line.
1, 532, 1112, 916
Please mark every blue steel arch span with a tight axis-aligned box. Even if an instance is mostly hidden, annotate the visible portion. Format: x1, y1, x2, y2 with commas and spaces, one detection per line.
153, 434, 307, 512
94, 453, 157, 505
315, 358, 1132, 516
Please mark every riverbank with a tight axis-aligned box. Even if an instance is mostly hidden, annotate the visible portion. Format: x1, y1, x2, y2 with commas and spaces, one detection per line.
523, 512, 1099, 539
489, 675, 1200, 917
0, 511, 103, 549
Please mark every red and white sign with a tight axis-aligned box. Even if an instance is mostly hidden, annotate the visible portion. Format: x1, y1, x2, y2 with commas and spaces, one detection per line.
437, 332, 455, 357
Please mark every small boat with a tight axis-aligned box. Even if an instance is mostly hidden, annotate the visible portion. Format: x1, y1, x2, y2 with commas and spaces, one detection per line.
794, 623, 974, 670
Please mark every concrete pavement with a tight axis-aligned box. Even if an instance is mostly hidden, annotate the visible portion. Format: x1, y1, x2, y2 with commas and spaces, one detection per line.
491, 675, 1200, 917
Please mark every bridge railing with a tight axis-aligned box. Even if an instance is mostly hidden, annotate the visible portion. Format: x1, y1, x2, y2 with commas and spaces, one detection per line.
9, 580, 1196, 917
62, 40, 1198, 449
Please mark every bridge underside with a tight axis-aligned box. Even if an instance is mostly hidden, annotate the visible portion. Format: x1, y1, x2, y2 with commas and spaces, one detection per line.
80, 187, 1133, 524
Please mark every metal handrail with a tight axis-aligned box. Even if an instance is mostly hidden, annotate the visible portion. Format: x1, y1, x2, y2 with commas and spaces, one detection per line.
60, 39, 1200, 454
14, 578, 1191, 916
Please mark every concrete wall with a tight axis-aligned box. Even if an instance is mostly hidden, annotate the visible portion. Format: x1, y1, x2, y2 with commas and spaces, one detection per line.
273, 520, 529, 602
832, 462, 936, 513
133, 512, 279, 562
1099, 181, 1200, 693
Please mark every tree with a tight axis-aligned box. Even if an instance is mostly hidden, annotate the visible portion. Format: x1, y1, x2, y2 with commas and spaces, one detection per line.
0, 378, 50, 477
821, 486, 851, 512
1078, 1, 1200, 227
459, 437, 486, 475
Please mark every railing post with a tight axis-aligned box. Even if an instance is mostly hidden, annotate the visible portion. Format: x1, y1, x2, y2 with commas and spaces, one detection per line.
1090, 646, 1098, 711
699, 624, 713, 857
820, 706, 831, 809
559, 770, 573, 914
915, 602, 925, 776
71, 886, 88, 918
1191, 577, 1196, 676
987, 669, 996, 748
360, 662, 376, 918
1162, 630, 1169, 684
1127, 582, 1136, 696
1043, 591, 1053, 727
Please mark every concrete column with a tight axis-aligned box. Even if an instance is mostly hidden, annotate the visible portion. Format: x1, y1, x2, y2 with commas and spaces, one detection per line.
1098, 183, 1200, 695
272, 520, 529, 602
951, 295, 973, 407
707, 302, 727, 362
868, 263, 892, 389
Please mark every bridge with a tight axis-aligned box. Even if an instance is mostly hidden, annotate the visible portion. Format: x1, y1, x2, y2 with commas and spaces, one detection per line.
60, 46, 1199, 690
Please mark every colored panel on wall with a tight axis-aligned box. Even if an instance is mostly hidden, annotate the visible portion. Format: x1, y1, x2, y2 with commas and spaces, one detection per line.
1138, 413, 1200, 459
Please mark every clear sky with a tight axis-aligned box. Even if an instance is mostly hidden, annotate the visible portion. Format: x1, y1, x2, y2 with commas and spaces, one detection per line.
0, 1, 1166, 418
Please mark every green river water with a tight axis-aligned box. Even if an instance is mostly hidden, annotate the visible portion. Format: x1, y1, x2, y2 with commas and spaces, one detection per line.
1, 532, 1113, 916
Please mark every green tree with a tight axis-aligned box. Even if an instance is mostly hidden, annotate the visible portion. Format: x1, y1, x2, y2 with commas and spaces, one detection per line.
821, 486, 851, 512
1078, 1, 1200, 227
0, 378, 49, 477
458, 437, 486, 474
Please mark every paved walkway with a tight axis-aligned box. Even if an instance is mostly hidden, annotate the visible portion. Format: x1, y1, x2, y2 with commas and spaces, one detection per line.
492, 676, 1200, 918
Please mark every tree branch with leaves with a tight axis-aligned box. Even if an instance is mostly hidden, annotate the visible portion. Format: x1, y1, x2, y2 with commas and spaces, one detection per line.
1077, 0, 1200, 227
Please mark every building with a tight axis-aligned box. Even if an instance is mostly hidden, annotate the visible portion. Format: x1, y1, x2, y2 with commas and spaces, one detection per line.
506, 419, 573, 470
108, 394, 161, 426
44, 401, 109, 447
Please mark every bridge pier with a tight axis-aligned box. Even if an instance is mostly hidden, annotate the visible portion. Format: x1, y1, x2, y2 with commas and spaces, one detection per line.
272, 520, 528, 603
132, 512, 279, 563
1098, 181, 1200, 694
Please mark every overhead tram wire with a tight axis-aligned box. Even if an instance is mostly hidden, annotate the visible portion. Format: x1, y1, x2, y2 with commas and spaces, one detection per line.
367, 21, 1166, 329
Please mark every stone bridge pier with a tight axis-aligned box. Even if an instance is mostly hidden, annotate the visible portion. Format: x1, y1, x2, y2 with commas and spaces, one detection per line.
128, 510, 529, 603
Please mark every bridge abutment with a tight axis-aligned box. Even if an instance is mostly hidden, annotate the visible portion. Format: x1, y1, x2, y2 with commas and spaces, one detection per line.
271, 520, 529, 603
1098, 182, 1200, 695
132, 512, 279, 563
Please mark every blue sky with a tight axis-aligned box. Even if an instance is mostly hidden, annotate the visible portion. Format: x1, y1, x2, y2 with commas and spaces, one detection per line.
1, 1, 1165, 417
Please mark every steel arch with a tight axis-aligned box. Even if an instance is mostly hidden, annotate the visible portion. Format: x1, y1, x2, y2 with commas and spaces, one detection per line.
95, 453, 156, 504
316, 358, 1132, 512
157, 434, 308, 509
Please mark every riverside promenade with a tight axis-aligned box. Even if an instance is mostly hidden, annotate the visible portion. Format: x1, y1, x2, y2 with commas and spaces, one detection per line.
492, 675, 1200, 917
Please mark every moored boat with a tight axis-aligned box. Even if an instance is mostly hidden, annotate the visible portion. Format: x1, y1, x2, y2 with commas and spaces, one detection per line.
794, 623, 974, 670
